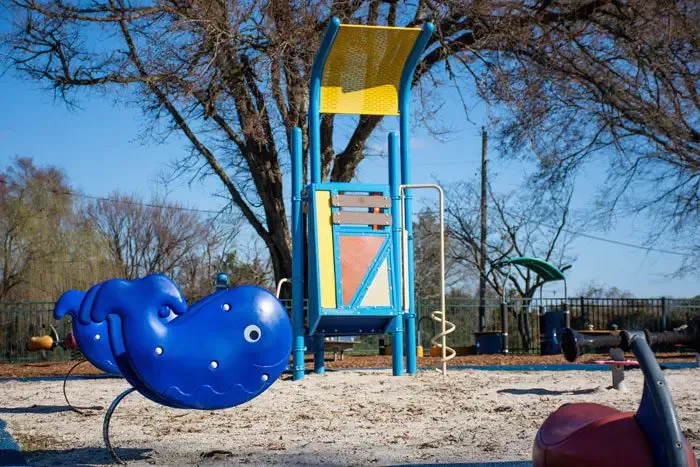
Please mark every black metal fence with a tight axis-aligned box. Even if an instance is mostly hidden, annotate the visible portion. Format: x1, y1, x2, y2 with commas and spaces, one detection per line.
0, 302, 76, 363
1, 297, 699, 363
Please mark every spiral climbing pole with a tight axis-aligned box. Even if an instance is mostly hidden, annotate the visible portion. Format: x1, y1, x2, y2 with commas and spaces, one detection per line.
431, 310, 456, 374
401, 184, 455, 375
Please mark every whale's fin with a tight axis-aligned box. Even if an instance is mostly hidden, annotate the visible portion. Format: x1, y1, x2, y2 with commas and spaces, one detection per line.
53, 290, 86, 320
90, 274, 187, 323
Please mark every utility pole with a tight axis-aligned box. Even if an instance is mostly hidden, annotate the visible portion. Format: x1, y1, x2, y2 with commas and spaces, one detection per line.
478, 126, 488, 332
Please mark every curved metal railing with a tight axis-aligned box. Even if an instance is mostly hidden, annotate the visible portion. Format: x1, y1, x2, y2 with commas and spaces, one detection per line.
401, 184, 455, 374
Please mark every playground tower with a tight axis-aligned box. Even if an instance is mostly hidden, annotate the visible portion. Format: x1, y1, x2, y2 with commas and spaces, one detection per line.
290, 18, 451, 380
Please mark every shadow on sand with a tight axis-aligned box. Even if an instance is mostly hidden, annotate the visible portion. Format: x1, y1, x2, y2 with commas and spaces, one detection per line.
0, 405, 101, 415
496, 387, 599, 396
24, 447, 150, 465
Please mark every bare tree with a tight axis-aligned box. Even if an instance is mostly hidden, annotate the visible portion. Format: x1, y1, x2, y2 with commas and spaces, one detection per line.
447, 180, 577, 350
578, 281, 634, 299
0, 0, 466, 282
0, 158, 257, 301
82, 193, 213, 279
454, 0, 699, 267
175, 217, 270, 302
3, 0, 695, 281
413, 209, 459, 298
0, 158, 73, 300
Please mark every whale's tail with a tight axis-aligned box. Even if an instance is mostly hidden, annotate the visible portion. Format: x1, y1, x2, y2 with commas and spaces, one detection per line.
53, 290, 87, 320
89, 274, 187, 324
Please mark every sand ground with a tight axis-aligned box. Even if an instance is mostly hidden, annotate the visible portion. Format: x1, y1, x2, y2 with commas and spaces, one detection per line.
1, 368, 699, 466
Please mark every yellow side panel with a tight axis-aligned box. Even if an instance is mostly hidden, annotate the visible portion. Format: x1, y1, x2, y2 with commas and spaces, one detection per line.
321, 25, 421, 116
316, 191, 337, 308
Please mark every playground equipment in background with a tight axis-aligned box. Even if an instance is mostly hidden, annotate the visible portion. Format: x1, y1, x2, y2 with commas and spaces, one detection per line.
214, 272, 229, 291
562, 318, 700, 363
533, 321, 700, 467
27, 284, 122, 414
58, 274, 292, 463
591, 347, 639, 391
285, 17, 454, 379
475, 257, 568, 355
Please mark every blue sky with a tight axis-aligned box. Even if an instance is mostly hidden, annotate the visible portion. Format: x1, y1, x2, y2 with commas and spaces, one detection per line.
1, 70, 696, 298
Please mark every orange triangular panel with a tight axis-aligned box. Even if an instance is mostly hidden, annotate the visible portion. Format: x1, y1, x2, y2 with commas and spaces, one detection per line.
339, 235, 384, 305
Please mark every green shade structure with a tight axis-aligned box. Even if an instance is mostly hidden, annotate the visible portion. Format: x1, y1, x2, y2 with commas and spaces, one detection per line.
491, 256, 571, 355
495, 257, 567, 284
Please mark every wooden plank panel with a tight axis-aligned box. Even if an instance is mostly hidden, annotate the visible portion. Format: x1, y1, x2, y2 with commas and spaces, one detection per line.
332, 212, 391, 226
331, 195, 390, 208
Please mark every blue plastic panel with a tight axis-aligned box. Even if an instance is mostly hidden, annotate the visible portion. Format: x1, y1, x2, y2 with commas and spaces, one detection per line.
306, 182, 401, 336
315, 316, 393, 336
475, 333, 504, 354
54, 286, 121, 376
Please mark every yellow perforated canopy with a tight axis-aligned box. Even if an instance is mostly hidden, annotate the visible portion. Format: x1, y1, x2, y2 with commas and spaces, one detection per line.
320, 25, 421, 116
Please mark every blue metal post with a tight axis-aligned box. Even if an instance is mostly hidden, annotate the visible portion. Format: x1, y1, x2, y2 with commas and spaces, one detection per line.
308, 17, 340, 184
389, 131, 404, 376
291, 127, 306, 381
398, 23, 434, 375
307, 17, 339, 374
400, 106, 417, 374
313, 335, 325, 374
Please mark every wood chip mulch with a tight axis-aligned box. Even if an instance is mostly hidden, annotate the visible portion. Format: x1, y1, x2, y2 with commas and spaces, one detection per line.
1, 353, 694, 378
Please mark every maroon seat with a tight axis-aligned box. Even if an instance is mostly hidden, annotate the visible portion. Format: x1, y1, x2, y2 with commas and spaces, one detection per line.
534, 403, 655, 467
534, 402, 697, 467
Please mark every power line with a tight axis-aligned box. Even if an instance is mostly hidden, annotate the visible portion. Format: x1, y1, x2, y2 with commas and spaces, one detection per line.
2, 179, 693, 257
553, 229, 694, 258
0, 178, 223, 215
413, 207, 694, 258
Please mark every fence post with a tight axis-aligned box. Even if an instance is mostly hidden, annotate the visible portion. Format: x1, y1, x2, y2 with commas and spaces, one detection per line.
538, 303, 545, 356
661, 296, 667, 331
579, 296, 585, 328
500, 301, 508, 355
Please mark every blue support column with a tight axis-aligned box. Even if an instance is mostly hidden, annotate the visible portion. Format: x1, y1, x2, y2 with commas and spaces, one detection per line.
313, 335, 325, 374
398, 23, 434, 375
389, 131, 404, 376
307, 18, 339, 374
291, 127, 306, 381
401, 115, 417, 373
308, 17, 340, 184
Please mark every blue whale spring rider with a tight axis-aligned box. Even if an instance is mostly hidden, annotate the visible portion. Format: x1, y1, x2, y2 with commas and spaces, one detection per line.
84, 273, 292, 410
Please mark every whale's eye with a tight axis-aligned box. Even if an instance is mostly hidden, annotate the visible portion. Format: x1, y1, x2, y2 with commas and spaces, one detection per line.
244, 324, 261, 343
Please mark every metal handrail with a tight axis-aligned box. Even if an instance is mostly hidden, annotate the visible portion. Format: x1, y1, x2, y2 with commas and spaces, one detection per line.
400, 184, 455, 374
275, 278, 291, 299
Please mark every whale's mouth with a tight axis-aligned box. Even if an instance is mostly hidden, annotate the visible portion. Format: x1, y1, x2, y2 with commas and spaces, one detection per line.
162, 383, 261, 410
173, 353, 288, 398
163, 371, 274, 403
